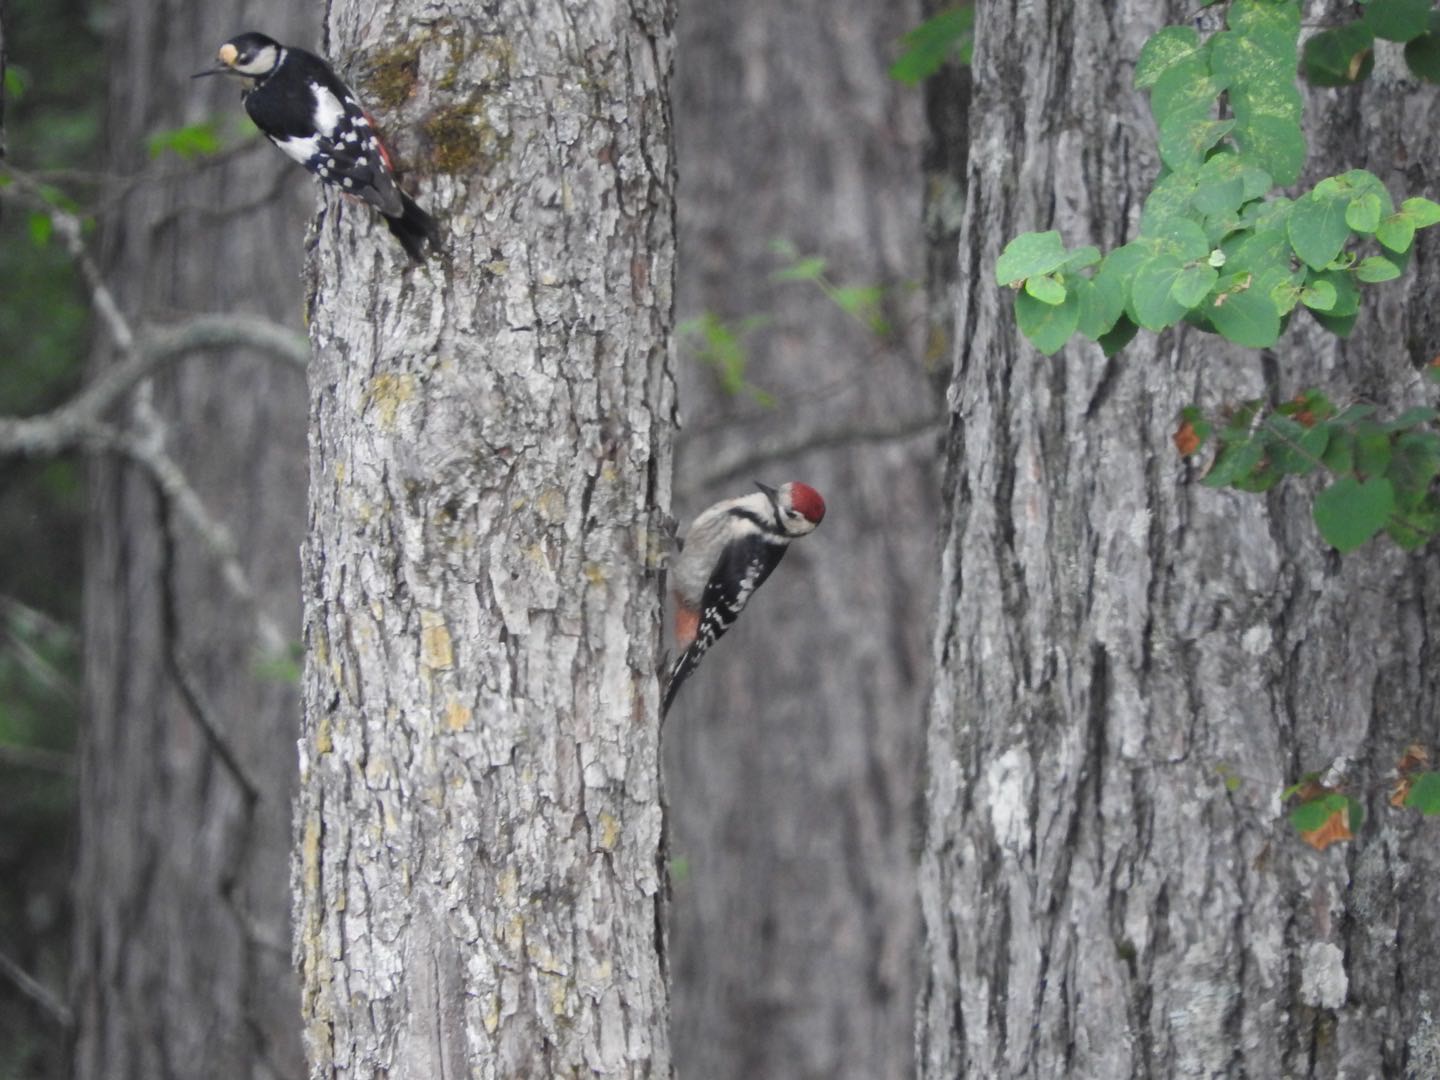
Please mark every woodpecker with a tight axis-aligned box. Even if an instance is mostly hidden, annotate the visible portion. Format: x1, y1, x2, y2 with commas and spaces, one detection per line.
662, 481, 826, 717
194, 32, 440, 262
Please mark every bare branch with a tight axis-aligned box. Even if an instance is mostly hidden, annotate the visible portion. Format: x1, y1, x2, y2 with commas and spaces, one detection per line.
0, 742, 75, 775
92, 423, 289, 657
153, 470, 263, 806
687, 412, 944, 491
0, 165, 300, 669
0, 948, 73, 1029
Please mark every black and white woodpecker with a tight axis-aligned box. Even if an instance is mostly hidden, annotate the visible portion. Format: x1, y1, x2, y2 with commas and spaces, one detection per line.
194, 32, 440, 262
663, 481, 826, 718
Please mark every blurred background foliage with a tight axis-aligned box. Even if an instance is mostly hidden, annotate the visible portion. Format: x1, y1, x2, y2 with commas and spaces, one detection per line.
1, 0, 104, 1074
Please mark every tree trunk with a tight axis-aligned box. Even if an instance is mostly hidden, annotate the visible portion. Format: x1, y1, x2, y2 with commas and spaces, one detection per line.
73, 4, 312, 1079
667, 3, 933, 1078
918, 2, 1440, 1077
295, 0, 675, 1074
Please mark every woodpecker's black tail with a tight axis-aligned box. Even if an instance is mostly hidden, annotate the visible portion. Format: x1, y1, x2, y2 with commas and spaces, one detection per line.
387, 191, 441, 263
661, 645, 705, 719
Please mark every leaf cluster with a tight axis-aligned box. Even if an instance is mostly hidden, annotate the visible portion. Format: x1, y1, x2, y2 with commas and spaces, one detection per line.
995, 0, 1440, 357
1177, 390, 1440, 551
1303, 0, 1440, 86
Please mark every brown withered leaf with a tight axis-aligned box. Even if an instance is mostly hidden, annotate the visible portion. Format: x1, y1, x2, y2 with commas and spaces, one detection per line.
1397, 743, 1430, 775
1301, 809, 1353, 851
1390, 777, 1413, 808
1173, 420, 1201, 457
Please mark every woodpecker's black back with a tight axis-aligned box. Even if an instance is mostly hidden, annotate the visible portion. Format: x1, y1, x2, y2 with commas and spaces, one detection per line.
662, 532, 790, 718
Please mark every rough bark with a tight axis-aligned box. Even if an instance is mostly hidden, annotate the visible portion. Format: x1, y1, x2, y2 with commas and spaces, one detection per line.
667, 3, 933, 1078
73, 3, 313, 1078
295, 0, 675, 1075
918, 2, 1440, 1078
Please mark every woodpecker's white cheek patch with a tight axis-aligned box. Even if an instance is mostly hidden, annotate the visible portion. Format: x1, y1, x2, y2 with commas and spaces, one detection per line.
309, 84, 347, 138
273, 133, 322, 167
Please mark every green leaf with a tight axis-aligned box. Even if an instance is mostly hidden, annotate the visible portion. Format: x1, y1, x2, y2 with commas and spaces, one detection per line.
1150, 65, 1225, 131
3, 65, 28, 100
773, 255, 828, 282
1377, 213, 1417, 253
1300, 279, 1338, 311
1211, 23, 1300, 94
1355, 255, 1402, 283
1025, 274, 1068, 305
829, 284, 887, 330
146, 121, 223, 160
1313, 476, 1395, 553
1141, 170, 1203, 237
1364, 0, 1432, 42
1304, 23, 1376, 86
1405, 772, 1440, 814
1288, 189, 1353, 270
27, 212, 53, 248
1063, 246, 1103, 271
1388, 430, 1440, 509
1194, 175, 1247, 218
1135, 25, 1204, 88
1386, 407, 1440, 432
1075, 268, 1126, 340
890, 5, 975, 85
1160, 114, 1236, 171
1402, 196, 1440, 227
1097, 315, 1140, 357
1015, 289, 1081, 354
1404, 27, 1440, 81
1171, 264, 1219, 308
995, 231, 1068, 284
1357, 425, 1393, 477
1210, 285, 1282, 347
1312, 268, 1360, 317
1204, 437, 1265, 488
1229, 0, 1301, 36
1232, 112, 1307, 187
1346, 191, 1384, 233
1132, 253, 1192, 330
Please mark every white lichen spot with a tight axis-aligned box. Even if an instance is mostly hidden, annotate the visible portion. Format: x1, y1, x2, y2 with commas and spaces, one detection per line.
1241, 623, 1272, 656
985, 746, 1033, 852
1300, 942, 1348, 1009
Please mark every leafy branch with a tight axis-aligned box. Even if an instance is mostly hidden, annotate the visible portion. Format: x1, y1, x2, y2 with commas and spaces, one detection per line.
996, 0, 1440, 358
1175, 388, 1440, 551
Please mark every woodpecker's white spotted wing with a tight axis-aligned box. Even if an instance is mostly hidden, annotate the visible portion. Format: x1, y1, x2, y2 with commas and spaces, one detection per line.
241, 49, 404, 216
662, 536, 789, 717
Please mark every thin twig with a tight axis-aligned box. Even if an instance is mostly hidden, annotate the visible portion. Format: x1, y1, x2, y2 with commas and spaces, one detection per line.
152, 468, 263, 806
92, 423, 288, 658
0, 743, 75, 775
0, 948, 73, 1028
688, 412, 944, 491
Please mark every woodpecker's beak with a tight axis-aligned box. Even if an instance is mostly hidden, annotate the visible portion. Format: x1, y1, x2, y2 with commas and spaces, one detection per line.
193, 43, 238, 78
754, 481, 779, 506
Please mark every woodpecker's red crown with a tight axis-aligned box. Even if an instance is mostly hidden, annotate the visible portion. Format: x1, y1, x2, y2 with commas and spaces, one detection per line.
784, 482, 826, 524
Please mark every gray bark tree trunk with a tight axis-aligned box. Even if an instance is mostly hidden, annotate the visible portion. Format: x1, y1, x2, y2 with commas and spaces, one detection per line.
918, 2, 1440, 1077
667, 3, 933, 1078
295, 0, 675, 1075
74, 4, 313, 1078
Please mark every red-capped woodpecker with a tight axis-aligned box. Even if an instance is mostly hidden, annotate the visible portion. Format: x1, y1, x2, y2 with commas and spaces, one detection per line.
662, 481, 826, 717
194, 32, 440, 262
